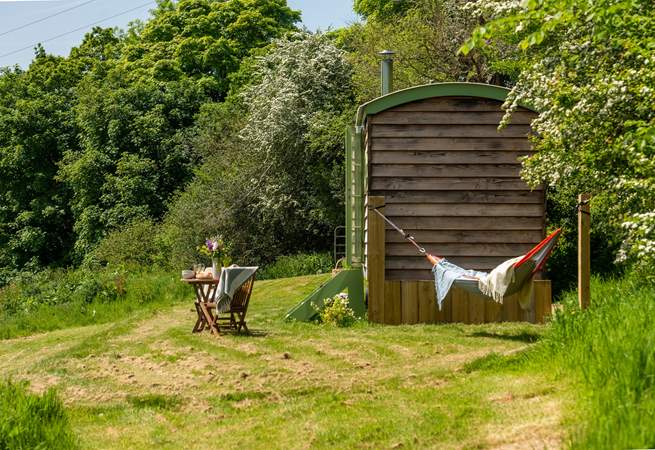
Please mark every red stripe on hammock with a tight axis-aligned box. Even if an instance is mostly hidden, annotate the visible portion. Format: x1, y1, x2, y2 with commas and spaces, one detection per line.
513, 228, 562, 270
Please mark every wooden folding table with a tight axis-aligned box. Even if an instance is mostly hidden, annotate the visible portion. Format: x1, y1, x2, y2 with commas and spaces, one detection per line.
181, 278, 221, 335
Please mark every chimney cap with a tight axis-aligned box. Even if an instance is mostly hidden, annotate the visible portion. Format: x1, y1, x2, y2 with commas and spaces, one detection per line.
378, 50, 395, 59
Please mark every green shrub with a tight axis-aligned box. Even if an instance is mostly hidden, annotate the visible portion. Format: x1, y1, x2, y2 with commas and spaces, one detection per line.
544, 189, 623, 298
543, 275, 655, 449
0, 268, 187, 339
258, 252, 333, 280
89, 219, 161, 267
0, 380, 77, 449
0, 268, 128, 319
316, 293, 359, 327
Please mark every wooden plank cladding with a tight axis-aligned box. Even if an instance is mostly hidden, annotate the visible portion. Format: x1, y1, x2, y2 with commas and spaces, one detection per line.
372, 138, 533, 151
386, 243, 536, 257
382, 216, 544, 231
386, 256, 511, 271
372, 124, 532, 138
362, 93, 550, 323
369, 111, 535, 125
371, 151, 533, 165
366, 95, 545, 281
370, 178, 539, 191
380, 190, 544, 204
383, 203, 543, 217
373, 280, 552, 325
385, 229, 545, 244
371, 164, 522, 178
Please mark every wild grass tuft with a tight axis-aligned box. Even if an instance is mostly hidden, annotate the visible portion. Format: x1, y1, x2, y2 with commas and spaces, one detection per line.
543, 275, 655, 449
0, 380, 77, 449
0, 268, 188, 339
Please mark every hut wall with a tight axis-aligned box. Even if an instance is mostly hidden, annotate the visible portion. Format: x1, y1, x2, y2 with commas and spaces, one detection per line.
365, 96, 543, 282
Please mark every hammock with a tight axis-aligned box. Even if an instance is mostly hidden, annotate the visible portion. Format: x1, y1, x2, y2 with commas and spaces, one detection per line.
430, 228, 561, 302
372, 207, 562, 302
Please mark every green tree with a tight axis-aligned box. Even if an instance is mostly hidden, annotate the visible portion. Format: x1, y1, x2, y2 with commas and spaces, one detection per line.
353, 0, 411, 20
162, 33, 355, 267
59, 0, 300, 259
339, 0, 519, 103
463, 0, 655, 280
0, 30, 121, 277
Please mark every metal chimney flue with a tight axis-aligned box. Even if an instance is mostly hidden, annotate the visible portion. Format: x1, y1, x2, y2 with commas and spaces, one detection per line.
379, 50, 395, 96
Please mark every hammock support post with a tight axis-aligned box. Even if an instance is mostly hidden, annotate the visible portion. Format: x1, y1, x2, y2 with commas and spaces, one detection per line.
368, 196, 386, 323
578, 193, 591, 309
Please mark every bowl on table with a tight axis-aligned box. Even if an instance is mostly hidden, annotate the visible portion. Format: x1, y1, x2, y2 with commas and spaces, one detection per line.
182, 270, 195, 280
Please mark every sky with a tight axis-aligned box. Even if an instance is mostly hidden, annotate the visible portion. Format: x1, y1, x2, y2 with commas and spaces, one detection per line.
0, 0, 359, 68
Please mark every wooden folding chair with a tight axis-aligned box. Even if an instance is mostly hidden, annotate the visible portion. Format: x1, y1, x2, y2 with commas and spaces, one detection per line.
208, 273, 256, 334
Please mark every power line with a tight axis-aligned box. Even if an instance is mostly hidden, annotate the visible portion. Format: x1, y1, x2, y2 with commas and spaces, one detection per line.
0, 1, 155, 61
0, 0, 102, 38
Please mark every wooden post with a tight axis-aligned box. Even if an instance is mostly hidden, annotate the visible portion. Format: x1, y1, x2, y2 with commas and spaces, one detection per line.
578, 193, 591, 309
368, 196, 385, 323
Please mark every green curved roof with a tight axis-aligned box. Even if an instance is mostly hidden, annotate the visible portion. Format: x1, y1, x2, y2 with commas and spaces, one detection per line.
355, 82, 536, 126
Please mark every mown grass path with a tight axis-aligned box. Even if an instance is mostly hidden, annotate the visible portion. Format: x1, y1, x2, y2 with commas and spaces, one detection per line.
0, 275, 571, 449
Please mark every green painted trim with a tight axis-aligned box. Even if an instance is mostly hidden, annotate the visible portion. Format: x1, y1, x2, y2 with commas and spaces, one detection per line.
284, 269, 366, 322
355, 82, 537, 126
345, 126, 353, 265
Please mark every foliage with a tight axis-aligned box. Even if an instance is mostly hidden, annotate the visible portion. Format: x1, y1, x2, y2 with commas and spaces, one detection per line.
353, 0, 411, 20
316, 293, 359, 327
0, 35, 114, 272
543, 275, 655, 448
163, 32, 355, 268
258, 252, 333, 280
0, 380, 77, 449
544, 188, 623, 296
0, 0, 300, 276
0, 267, 129, 320
338, 0, 520, 103
0, 267, 188, 339
57, 0, 300, 260
89, 219, 160, 267
463, 0, 655, 279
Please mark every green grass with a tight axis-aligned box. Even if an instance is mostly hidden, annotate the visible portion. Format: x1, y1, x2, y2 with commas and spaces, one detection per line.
0, 274, 568, 449
0, 270, 189, 339
3, 270, 651, 449
541, 276, 655, 449
0, 380, 77, 449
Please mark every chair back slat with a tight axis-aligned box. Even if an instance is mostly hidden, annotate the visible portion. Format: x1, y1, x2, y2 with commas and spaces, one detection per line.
230, 274, 255, 310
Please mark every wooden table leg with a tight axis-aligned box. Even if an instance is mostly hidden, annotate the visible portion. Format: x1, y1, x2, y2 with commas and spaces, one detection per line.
193, 302, 205, 333
199, 302, 220, 335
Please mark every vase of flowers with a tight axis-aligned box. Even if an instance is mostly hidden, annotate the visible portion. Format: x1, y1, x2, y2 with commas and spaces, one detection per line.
198, 236, 230, 279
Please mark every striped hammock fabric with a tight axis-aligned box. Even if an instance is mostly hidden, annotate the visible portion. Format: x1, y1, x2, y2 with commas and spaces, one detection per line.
434, 228, 562, 305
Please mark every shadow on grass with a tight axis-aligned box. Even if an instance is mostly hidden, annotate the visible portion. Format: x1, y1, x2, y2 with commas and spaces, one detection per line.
127, 394, 181, 411
231, 329, 269, 338
468, 331, 541, 343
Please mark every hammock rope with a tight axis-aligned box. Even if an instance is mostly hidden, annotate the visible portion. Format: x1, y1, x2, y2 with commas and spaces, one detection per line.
371, 206, 426, 255
371, 205, 561, 273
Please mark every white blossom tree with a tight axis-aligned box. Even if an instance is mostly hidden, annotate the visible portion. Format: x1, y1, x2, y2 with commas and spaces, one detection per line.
463, 0, 655, 280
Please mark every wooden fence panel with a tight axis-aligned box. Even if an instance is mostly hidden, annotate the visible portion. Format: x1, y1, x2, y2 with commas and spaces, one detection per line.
401, 282, 419, 324
384, 281, 402, 325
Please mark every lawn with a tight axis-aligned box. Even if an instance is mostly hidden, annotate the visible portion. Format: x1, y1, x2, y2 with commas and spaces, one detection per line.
0, 274, 572, 449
